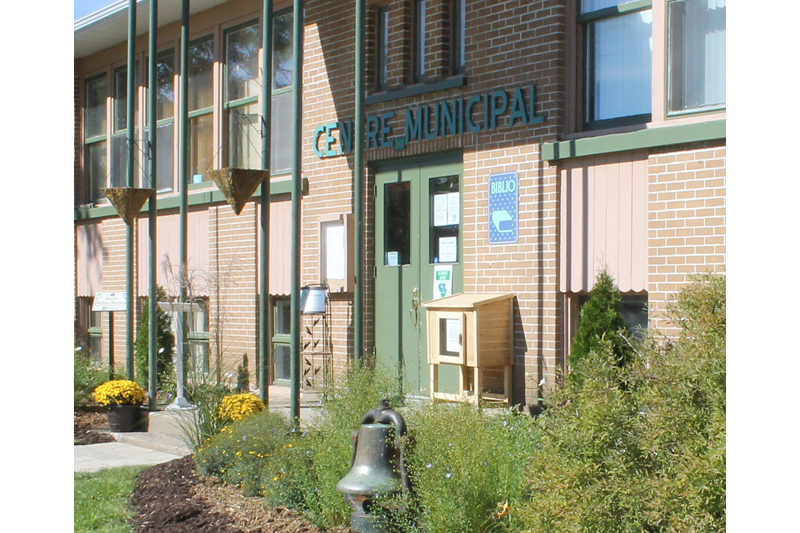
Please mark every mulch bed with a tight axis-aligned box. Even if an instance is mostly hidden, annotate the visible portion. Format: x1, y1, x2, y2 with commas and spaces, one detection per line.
75, 411, 349, 533
74, 410, 116, 445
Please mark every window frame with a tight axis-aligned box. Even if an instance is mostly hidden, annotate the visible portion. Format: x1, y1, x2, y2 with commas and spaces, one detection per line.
84, 73, 109, 204
223, 19, 263, 170
142, 47, 177, 192
110, 63, 140, 188
450, 0, 466, 76
268, 8, 295, 176
412, 0, 428, 84
271, 297, 291, 384
187, 34, 216, 183
579, 0, 653, 131
665, 0, 726, 117
375, 4, 390, 92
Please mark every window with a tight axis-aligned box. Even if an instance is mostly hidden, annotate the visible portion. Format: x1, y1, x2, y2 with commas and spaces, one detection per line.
429, 175, 459, 264
110, 64, 139, 188
667, 0, 726, 113
375, 5, 390, 91
142, 49, 175, 191
581, 0, 652, 129
450, 0, 466, 75
225, 21, 262, 170
270, 10, 294, 174
272, 298, 291, 382
85, 74, 108, 203
76, 296, 103, 364
413, 0, 428, 83
186, 298, 210, 374
188, 37, 215, 182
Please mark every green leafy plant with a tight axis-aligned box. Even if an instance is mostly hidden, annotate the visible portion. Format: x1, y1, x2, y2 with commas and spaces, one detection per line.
74, 346, 111, 406
134, 286, 176, 397
398, 403, 538, 533
569, 268, 632, 378
518, 274, 726, 533
194, 410, 295, 496
174, 362, 237, 452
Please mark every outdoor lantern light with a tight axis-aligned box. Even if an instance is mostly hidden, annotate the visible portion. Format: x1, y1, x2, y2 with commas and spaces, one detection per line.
336, 399, 411, 533
300, 284, 328, 315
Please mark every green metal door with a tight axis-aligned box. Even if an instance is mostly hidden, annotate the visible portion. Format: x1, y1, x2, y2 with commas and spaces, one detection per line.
375, 157, 463, 396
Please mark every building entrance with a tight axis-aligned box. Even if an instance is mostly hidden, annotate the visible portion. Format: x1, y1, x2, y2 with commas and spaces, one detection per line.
374, 156, 463, 396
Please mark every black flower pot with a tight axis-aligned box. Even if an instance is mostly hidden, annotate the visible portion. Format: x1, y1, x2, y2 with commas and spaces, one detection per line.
107, 405, 149, 432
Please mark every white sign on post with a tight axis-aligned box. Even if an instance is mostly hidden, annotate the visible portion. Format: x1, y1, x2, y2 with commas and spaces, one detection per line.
93, 292, 127, 312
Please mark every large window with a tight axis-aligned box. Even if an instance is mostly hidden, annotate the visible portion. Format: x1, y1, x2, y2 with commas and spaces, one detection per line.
667, 0, 726, 114
110, 64, 139, 188
272, 298, 291, 382
375, 5, 390, 91
413, 0, 428, 83
450, 0, 466, 75
270, 10, 294, 174
188, 37, 215, 182
142, 49, 175, 191
581, 0, 652, 129
225, 21, 262, 169
84, 74, 108, 203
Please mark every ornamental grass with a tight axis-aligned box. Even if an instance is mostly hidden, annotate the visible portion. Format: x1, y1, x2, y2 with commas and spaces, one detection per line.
93, 379, 146, 406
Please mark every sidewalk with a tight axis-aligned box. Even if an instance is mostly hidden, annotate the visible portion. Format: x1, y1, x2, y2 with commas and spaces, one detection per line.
74, 386, 323, 473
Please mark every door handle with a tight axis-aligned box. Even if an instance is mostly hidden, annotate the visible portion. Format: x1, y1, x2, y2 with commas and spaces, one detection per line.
409, 287, 420, 328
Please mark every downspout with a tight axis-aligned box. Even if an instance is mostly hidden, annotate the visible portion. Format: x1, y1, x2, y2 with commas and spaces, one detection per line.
290, 0, 304, 423
125, 0, 136, 380
259, 0, 274, 406
147, 0, 159, 411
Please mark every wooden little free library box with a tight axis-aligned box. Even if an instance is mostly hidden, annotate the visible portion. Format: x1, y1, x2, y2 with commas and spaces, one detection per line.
422, 293, 515, 405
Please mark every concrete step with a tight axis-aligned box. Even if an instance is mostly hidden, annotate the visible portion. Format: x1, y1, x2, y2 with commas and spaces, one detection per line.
112, 430, 191, 456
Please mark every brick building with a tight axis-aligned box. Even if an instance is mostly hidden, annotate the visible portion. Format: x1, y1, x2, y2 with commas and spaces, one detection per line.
74, 0, 726, 410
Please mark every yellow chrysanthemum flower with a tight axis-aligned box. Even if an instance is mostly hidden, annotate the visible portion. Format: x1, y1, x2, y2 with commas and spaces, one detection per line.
218, 393, 265, 422
93, 380, 146, 406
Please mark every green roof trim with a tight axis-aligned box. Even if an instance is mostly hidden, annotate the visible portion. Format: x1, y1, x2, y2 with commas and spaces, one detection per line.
75, 177, 305, 222
541, 119, 726, 162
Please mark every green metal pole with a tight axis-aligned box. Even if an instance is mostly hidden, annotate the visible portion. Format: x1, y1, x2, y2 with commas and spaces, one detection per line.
147, 0, 159, 411
125, 0, 136, 380
354, 0, 365, 367
177, 0, 190, 402
259, 0, 274, 406
290, 0, 304, 423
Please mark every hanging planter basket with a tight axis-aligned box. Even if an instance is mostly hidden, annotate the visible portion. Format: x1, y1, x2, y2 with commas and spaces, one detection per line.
107, 405, 149, 433
207, 168, 269, 215
101, 187, 155, 225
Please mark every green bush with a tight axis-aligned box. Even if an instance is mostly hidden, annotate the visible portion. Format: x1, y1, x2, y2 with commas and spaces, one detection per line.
134, 287, 176, 397
194, 410, 295, 496
289, 365, 402, 528
401, 403, 538, 533
518, 274, 726, 533
74, 347, 111, 406
570, 268, 632, 372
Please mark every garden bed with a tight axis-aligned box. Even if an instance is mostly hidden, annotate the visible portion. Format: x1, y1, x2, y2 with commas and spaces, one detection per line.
74, 410, 347, 532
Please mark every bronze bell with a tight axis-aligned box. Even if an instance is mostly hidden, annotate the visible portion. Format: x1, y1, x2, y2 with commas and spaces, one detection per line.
336, 399, 410, 533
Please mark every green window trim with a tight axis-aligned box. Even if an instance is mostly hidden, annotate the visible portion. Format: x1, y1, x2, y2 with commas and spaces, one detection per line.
578, 0, 652, 23
541, 119, 725, 161
365, 74, 467, 105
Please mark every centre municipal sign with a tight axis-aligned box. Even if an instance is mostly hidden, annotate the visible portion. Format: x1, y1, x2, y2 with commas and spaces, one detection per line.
312, 83, 545, 158
488, 171, 519, 244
